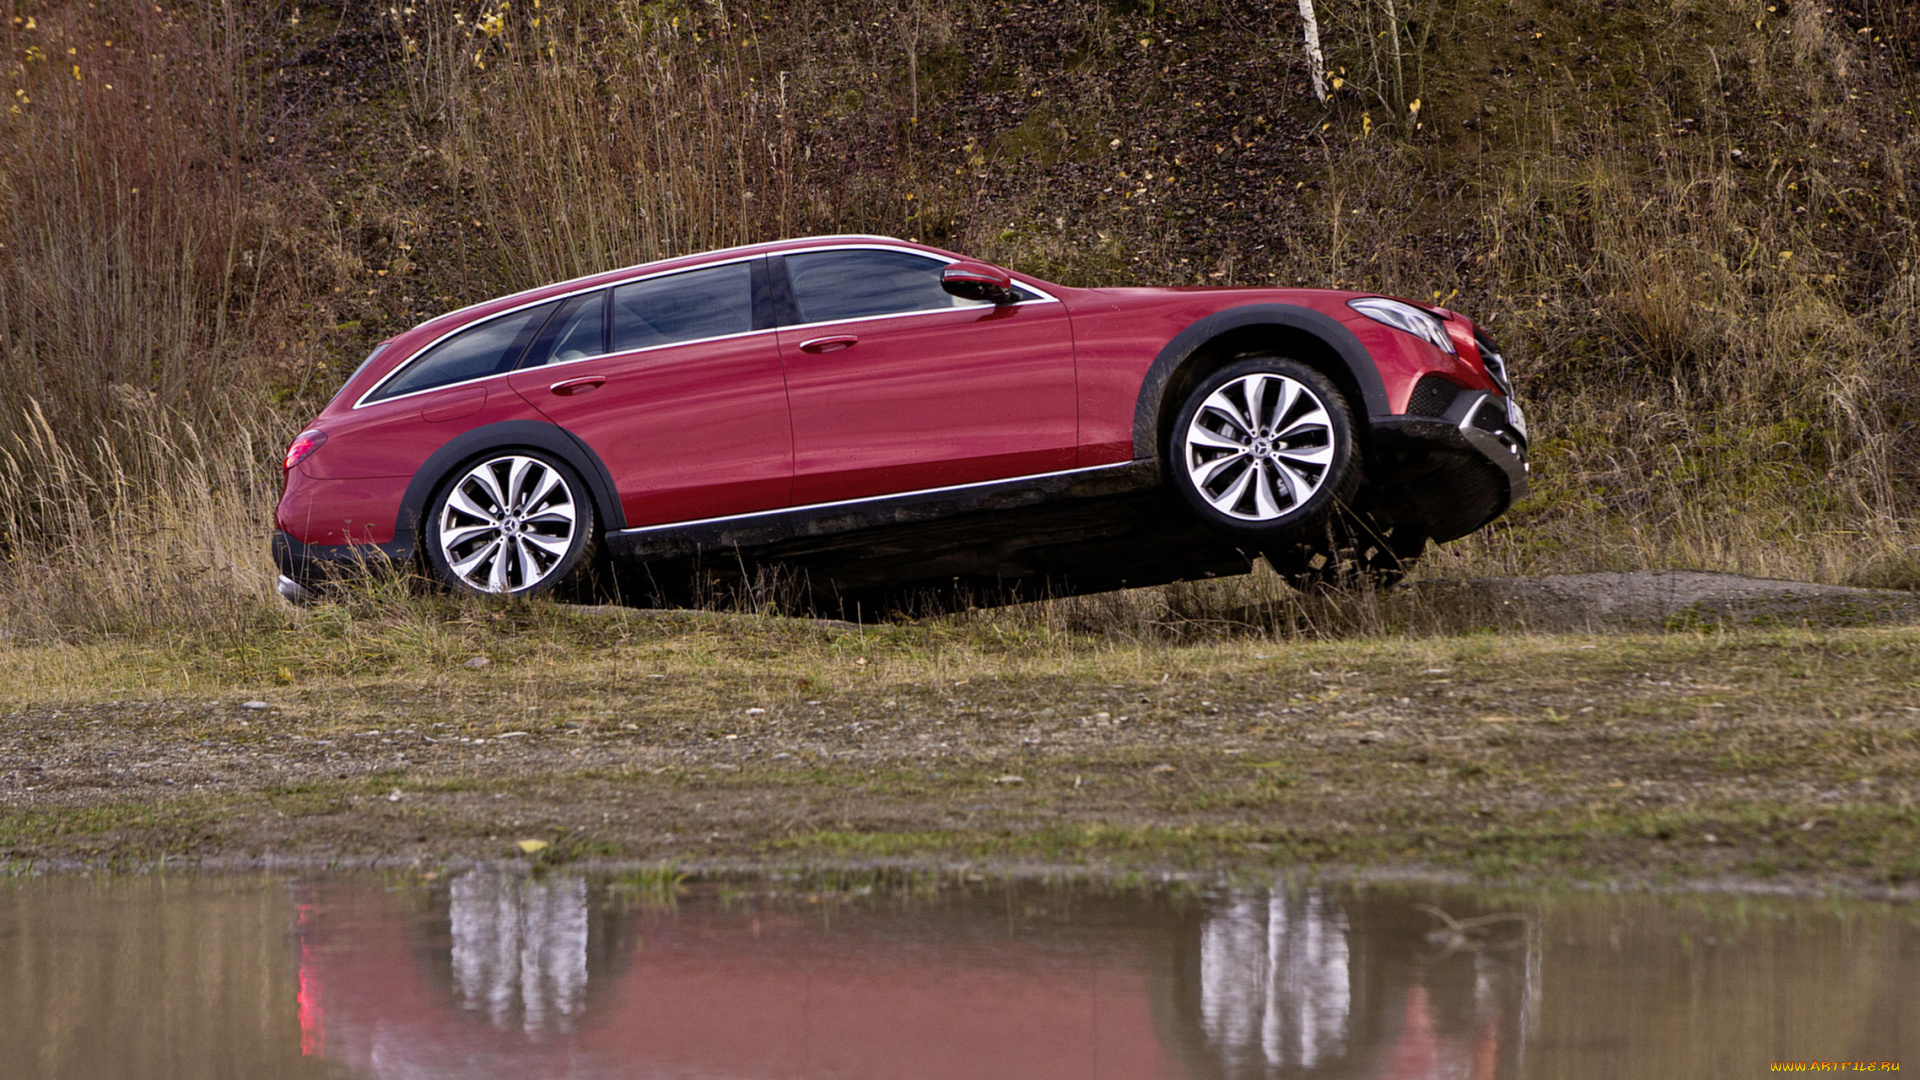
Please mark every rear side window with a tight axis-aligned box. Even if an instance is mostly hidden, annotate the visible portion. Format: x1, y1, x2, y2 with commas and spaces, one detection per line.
521, 291, 607, 367
328, 342, 389, 407
611, 263, 754, 352
368, 302, 557, 402
785, 250, 969, 323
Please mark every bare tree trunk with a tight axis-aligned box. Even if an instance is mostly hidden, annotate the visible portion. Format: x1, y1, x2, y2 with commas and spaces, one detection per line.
1384, 0, 1406, 121
1298, 0, 1327, 105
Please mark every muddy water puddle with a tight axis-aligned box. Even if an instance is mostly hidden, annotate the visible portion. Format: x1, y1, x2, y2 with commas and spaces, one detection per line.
0, 870, 1912, 1078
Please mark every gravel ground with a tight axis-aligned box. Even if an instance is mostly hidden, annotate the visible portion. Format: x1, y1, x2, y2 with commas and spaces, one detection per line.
1406, 571, 1920, 632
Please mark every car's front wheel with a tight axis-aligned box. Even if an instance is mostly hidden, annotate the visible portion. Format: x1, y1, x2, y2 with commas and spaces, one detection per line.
1168, 356, 1360, 543
423, 451, 596, 596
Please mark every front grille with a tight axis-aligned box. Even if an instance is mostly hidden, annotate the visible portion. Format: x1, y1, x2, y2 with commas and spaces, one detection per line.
1474, 330, 1514, 396
1405, 375, 1460, 417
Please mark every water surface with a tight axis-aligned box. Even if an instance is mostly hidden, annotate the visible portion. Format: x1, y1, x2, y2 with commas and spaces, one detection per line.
1, 870, 1911, 1078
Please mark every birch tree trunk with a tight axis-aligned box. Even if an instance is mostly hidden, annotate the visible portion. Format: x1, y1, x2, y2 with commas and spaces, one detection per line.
1298, 0, 1328, 105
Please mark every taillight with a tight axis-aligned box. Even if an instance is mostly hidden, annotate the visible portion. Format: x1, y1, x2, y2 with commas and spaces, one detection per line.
283, 430, 327, 472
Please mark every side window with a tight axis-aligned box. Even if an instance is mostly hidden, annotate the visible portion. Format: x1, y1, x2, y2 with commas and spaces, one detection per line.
784, 250, 966, 323
520, 291, 607, 367
611, 263, 754, 353
368, 302, 556, 402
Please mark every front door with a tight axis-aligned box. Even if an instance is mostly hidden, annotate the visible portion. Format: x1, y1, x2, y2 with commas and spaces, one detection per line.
510, 258, 792, 528
774, 248, 1077, 506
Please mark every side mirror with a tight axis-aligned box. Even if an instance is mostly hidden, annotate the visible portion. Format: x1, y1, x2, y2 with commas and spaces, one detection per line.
941, 261, 1020, 305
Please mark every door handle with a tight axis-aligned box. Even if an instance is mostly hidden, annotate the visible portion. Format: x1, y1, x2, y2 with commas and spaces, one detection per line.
549, 375, 607, 396
798, 335, 859, 354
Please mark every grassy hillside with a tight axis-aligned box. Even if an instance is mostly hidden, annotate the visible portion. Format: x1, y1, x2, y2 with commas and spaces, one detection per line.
2, 0, 1917, 637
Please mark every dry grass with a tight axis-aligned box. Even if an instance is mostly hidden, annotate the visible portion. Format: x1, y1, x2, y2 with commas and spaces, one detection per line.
0, 2, 295, 451
0, 394, 282, 639
1447, 6, 1920, 585
0, 2, 313, 638
383, 0, 953, 290
390, 2, 801, 286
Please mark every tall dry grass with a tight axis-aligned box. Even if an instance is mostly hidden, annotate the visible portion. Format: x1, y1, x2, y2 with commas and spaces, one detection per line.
0, 391, 281, 639
383, 0, 952, 291
391, 1, 801, 286
0, 2, 287, 448
0, 1, 301, 637
1435, 4, 1920, 585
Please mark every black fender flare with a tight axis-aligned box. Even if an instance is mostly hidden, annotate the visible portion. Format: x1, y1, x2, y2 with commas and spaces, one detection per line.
394, 420, 625, 555
1129, 303, 1389, 463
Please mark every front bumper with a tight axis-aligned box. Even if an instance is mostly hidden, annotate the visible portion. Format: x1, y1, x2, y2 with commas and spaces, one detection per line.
1452, 391, 1529, 502
272, 530, 416, 601
1367, 390, 1530, 542
277, 574, 316, 604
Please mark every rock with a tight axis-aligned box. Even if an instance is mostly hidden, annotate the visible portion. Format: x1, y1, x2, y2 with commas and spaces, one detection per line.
240, 701, 270, 710
465, 656, 491, 669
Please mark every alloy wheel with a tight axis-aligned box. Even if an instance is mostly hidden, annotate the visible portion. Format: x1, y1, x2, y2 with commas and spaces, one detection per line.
1182, 372, 1337, 521
435, 455, 579, 593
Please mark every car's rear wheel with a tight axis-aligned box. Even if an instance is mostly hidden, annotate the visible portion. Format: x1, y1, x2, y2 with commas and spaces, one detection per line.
1168, 356, 1360, 545
424, 451, 596, 597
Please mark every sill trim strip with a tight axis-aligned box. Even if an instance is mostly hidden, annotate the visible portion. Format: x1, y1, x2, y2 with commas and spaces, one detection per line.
616, 461, 1141, 536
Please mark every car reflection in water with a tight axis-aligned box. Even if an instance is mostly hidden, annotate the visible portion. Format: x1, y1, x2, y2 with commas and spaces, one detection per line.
292, 871, 1537, 1079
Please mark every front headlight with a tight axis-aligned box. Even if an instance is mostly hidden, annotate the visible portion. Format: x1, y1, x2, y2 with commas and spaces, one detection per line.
1347, 297, 1456, 354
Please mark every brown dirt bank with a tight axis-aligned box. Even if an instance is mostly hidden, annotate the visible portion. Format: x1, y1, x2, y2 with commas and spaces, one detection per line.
3, 573, 1918, 890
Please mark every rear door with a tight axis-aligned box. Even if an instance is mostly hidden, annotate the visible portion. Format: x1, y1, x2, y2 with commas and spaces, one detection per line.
774, 247, 1077, 505
509, 258, 792, 528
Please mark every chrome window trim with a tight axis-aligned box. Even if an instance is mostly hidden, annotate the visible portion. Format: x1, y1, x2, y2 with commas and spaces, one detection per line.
351, 241, 1060, 410
616, 461, 1133, 536
351, 254, 765, 410
418, 235, 900, 327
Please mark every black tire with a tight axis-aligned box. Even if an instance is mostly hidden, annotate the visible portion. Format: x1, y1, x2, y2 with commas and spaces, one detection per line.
1167, 355, 1361, 543
422, 449, 598, 598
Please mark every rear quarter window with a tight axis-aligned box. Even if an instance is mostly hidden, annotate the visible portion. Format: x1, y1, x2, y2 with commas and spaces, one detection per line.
328, 341, 389, 408
365, 302, 558, 403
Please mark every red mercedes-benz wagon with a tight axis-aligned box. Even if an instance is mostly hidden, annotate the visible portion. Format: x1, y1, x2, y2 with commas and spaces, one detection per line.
274, 235, 1526, 608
